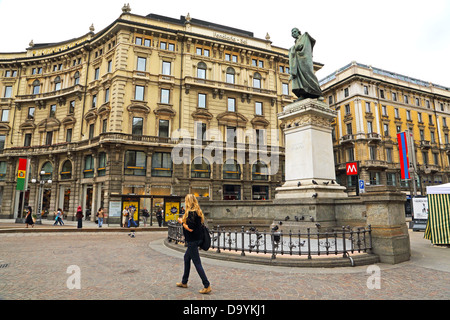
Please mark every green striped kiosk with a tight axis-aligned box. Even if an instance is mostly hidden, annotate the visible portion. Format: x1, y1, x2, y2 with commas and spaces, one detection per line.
424, 183, 450, 245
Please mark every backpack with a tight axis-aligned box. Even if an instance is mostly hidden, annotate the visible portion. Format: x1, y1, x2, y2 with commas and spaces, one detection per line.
199, 224, 211, 251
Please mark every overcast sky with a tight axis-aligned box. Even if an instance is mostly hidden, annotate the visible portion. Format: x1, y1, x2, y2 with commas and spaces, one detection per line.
1, 0, 449, 87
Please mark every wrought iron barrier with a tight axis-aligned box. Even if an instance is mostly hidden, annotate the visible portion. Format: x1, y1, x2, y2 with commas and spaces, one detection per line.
167, 222, 373, 260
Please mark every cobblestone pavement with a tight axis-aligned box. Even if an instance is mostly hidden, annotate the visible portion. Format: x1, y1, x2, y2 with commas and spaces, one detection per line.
0, 229, 449, 302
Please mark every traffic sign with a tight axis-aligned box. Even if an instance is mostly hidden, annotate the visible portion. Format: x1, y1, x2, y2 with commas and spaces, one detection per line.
359, 179, 365, 193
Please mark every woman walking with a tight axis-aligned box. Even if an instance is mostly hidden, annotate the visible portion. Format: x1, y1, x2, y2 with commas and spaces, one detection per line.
25, 206, 34, 228
76, 206, 84, 229
176, 194, 211, 294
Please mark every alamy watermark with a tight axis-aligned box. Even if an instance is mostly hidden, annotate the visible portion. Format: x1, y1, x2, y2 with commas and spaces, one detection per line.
366, 265, 381, 290
170, 125, 281, 174
66, 265, 81, 290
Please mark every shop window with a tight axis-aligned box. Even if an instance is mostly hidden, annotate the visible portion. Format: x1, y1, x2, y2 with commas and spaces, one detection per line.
223, 184, 241, 200
252, 185, 269, 200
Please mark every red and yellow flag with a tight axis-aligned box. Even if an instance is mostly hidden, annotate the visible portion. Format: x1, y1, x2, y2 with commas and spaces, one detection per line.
16, 158, 28, 191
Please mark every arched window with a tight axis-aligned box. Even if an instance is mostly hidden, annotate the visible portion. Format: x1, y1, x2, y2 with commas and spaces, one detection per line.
32, 80, 41, 95
40, 161, 53, 179
223, 159, 240, 179
60, 160, 72, 180
74, 71, 80, 85
54, 76, 61, 91
191, 157, 210, 178
197, 62, 207, 79
226, 67, 235, 84
253, 72, 261, 88
252, 160, 268, 180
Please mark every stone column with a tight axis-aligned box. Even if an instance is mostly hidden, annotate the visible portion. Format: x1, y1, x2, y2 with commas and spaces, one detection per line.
362, 191, 411, 264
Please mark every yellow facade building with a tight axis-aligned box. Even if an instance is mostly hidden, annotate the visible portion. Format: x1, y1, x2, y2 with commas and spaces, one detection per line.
0, 8, 315, 220
321, 62, 450, 200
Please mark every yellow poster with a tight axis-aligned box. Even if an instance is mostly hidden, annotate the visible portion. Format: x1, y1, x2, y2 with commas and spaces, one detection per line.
165, 201, 179, 222
123, 200, 139, 221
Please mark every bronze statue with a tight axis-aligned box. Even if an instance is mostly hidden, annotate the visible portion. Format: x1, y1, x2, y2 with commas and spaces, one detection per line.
289, 28, 323, 101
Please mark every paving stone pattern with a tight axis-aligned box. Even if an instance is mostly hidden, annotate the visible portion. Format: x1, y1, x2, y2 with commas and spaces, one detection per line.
0, 231, 449, 300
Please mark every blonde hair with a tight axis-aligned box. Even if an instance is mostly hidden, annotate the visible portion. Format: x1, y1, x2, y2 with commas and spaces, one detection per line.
182, 194, 204, 224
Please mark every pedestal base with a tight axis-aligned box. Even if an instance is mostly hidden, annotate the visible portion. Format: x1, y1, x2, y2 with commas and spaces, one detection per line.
275, 179, 348, 200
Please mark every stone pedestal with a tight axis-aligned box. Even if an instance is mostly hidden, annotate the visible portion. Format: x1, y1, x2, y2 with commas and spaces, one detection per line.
275, 98, 347, 200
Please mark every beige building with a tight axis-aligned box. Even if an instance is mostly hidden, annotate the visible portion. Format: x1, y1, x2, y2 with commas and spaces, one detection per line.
320, 62, 450, 202
0, 8, 325, 221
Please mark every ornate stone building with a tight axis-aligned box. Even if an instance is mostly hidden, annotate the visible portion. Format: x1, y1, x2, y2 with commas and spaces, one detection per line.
0, 8, 325, 220
321, 62, 450, 199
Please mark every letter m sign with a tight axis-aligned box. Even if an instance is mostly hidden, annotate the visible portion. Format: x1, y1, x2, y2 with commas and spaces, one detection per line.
346, 162, 358, 176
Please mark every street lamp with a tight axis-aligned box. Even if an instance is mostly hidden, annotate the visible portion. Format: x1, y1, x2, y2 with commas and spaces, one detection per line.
31, 170, 52, 224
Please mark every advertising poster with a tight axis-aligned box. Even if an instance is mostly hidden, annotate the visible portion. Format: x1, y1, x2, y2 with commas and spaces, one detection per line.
123, 200, 139, 221
165, 201, 180, 222
109, 201, 122, 217
412, 197, 428, 220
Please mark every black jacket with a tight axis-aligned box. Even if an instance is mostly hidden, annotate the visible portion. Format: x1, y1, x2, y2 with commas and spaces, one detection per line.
183, 211, 203, 243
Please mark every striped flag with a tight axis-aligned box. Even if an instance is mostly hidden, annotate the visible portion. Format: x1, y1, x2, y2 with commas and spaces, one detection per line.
16, 158, 28, 191
397, 132, 410, 180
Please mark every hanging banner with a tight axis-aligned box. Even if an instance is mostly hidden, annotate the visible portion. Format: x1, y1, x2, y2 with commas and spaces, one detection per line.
397, 132, 410, 180
16, 158, 28, 191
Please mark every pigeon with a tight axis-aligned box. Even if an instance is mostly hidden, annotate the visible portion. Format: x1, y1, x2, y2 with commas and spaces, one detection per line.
285, 216, 290, 221
294, 216, 299, 222
297, 181, 302, 187
278, 221, 283, 225
315, 223, 321, 229
312, 180, 318, 185
312, 193, 318, 198
309, 216, 314, 222
331, 180, 336, 184
323, 181, 329, 185
272, 225, 279, 231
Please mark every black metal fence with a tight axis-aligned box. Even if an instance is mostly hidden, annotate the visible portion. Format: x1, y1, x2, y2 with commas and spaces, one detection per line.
167, 222, 373, 260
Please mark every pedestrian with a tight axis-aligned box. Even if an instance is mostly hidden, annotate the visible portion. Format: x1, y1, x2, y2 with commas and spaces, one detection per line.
96, 207, 105, 228
76, 206, 84, 229
141, 207, 149, 227
156, 207, 163, 227
54, 208, 64, 226
176, 194, 211, 294
25, 206, 34, 228
122, 206, 129, 228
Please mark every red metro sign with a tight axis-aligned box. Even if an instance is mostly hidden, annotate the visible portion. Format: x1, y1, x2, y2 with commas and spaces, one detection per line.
346, 162, 358, 176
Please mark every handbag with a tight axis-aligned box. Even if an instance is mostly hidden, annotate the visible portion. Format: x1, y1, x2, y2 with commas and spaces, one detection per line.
199, 224, 211, 251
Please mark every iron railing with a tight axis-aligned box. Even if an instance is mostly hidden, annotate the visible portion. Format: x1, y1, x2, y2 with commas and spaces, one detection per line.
167, 222, 373, 260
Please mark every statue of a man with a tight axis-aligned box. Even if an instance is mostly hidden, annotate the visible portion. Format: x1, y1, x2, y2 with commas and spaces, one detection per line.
289, 28, 323, 101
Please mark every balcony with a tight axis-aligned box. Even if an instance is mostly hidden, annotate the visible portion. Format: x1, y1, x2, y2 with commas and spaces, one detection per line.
420, 164, 440, 173
184, 76, 277, 98
15, 85, 85, 107
362, 160, 388, 169
419, 140, 431, 149
340, 134, 355, 144
366, 132, 381, 142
